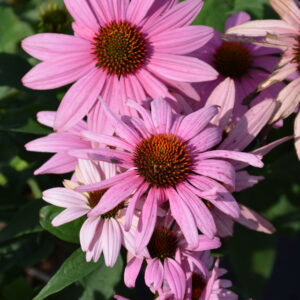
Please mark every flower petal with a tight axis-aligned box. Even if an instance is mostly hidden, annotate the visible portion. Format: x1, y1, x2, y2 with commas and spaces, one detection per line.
151, 98, 173, 134
145, 258, 164, 290
52, 207, 88, 226
124, 256, 143, 287
127, 0, 155, 25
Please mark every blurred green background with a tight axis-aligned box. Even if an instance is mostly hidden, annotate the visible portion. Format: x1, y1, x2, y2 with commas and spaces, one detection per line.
0, 0, 299, 299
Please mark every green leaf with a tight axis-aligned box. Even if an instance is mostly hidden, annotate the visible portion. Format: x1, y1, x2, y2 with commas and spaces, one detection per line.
33, 248, 103, 300
79, 256, 123, 300
0, 200, 44, 243
39, 205, 85, 243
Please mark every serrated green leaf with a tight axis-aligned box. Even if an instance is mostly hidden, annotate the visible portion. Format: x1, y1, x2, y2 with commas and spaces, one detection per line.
39, 205, 85, 243
33, 248, 102, 300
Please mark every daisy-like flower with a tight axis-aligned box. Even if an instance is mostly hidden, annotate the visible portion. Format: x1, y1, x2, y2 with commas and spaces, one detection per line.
191, 11, 284, 121
42, 159, 137, 267
226, 0, 300, 158
22, 0, 217, 132
124, 226, 221, 300
70, 97, 263, 251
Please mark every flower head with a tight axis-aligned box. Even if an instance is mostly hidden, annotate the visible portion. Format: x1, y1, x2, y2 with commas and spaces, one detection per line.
22, 0, 217, 131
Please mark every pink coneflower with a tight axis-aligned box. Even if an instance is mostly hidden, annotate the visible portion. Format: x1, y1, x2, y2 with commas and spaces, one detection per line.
226, 0, 300, 158
22, 0, 217, 131
42, 159, 137, 266
124, 226, 221, 300
191, 11, 284, 121
70, 98, 263, 251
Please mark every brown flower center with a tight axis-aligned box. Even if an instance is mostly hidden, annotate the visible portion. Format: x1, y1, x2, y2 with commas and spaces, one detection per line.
134, 134, 192, 187
192, 273, 207, 300
214, 42, 252, 79
148, 227, 178, 260
93, 21, 147, 77
88, 190, 125, 219
294, 36, 300, 73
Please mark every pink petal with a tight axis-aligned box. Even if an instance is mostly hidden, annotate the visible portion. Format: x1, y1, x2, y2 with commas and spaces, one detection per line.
211, 207, 234, 238
176, 106, 218, 141
226, 19, 298, 36
191, 235, 221, 252
166, 188, 199, 249
164, 258, 186, 300
147, 53, 218, 82
205, 77, 235, 131
80, 216, 101, 252
64, 0, 99, 32
135, 188, 158, 254
124, 75, 147, 104
22, 34, 92, 61
34, 153, 77, 175
145, 258, 164, 290
42, 187, 88, 208
196, 150, 263, 168
236, 204, 276, 234
88, 174, 144, 216
22, 54, 94, 90
36, 111, 55, 127
54, 68, 105, 131
220, 98, 276, 151
150, 26, 213, 55
145, 0, 203, 36
151, 98, 173, 134
125, 182, 149, 231
127, 0, 155, 25
295, 112, 300, 160
76, 159, 101, 185
235, 171, 264, 192
124, 256, 143, 287
194, 159, 236, 192
176, 182, 216, 238
225, 12, 251, 30
52, 207, 88, 226
72, 22, 95, 41
102, 218, 122, 267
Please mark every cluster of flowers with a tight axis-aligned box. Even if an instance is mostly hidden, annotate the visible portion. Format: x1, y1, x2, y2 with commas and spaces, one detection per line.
22, 0, 299, 299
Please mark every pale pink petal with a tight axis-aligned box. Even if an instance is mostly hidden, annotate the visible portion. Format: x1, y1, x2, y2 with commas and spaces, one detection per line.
81, 131, 135, 151
22, 54, 94, 90
145, 258, 164, 290
76, 159, 101, 185
88, 219, 104, 262
135, 188, 158, 254
124, 256, 143, 287
25, 133, 88, 153
220, 98, 276, 151
64, 0, 99, 32
235, 171, 264, 192
22, 34, 92, 61
151, 98, 173, 134
80, 216, 101, 251
270, 77, 300, 123
88, 174, 144, 216
184, 252, 208, 277
176, 182, 217, 238
72, 22, 95, 41
43, 187, 89, 208
102, 218, 122, 267
194, 159, 236, 192
205, 77, 235, 131
127, 0, 155, 25
36, 111, 55, 127
187, 126, 222, 153
145, 0, 203, 36
52, 207, 88, 226
34, 153, 77, 175
269, 0, 300, 29
76, 169, 137, 193
226, 20, 298, 36
124, 75, 147, 104
125, 182, 149, 231
176, 106, 218, 141
147, 53, 218, 82
236, 204, 276, 234
54, 68, 105, 131
190, 235, 221, 252
164, 258, 186, 300
195, 150, 263, 168
166, 188, 199, 249
225, 12, 251, 30
150, 26, 213, 54
295, 112, 300, 160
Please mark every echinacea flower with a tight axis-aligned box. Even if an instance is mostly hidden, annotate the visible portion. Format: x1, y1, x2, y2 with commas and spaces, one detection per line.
124, 226, 221, 300
70, 97, 263, 251
226, 0, 300, 158
191, 11, 284, 121
22, 0, 217, 132
42, 159, 137, 266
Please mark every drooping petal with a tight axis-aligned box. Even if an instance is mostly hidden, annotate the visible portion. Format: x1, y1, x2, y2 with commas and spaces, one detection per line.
225, 12, 251, 30
145, 258, 164, 290
235, 171, 264, 192
124, 256, 143, 287
54, 68, 105, 131
80, 216, 101, 251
